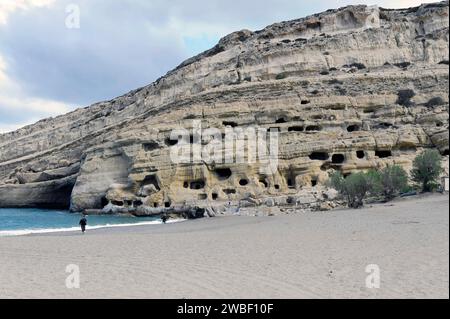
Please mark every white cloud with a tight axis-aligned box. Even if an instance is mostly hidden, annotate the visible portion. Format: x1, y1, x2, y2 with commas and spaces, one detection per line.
0, 0, 55, 25
0, 53, 69, 133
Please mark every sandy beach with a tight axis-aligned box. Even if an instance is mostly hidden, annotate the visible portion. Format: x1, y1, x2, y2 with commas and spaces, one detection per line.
0, 194, 448, 299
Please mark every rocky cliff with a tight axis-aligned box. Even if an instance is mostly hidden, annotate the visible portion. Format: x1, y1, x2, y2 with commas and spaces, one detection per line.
0, 2, 448, 214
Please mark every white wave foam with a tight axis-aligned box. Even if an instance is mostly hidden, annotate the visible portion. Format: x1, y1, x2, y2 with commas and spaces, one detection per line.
0, 218, 186, 237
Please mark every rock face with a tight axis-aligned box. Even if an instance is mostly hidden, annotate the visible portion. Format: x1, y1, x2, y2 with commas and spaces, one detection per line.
0, 2, 449, 212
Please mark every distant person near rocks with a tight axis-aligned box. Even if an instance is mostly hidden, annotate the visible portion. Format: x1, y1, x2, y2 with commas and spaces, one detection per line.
161, 214, 168, 224
79, 215, 88, 234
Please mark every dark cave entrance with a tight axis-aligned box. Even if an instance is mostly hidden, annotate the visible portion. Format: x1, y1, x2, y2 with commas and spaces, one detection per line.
190, 180, 206, 190
309, 152, 329, 161
375, 150, 392, 158
142, 174, 160, 191
288, 126, 304, 132
347, 125, 360, 132
101, 196, 109, 207
332, 154, 345, 164
239, 179, 249, 186
214, 168, 232, 180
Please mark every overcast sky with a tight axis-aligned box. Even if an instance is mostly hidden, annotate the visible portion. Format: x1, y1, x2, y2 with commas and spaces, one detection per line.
0, 0, 437, 133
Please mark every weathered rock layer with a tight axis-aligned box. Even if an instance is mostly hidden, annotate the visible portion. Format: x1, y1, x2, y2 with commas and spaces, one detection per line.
0, 2, 448, 213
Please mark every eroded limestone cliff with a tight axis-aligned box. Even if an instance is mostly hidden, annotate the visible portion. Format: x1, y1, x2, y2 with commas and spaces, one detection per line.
0, 2, 448, 214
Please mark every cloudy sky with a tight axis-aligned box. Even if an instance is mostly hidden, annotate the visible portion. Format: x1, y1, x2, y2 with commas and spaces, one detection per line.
0, 0, 437, 133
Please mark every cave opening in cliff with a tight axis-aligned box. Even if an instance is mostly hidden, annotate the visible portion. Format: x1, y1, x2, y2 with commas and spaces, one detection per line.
275, 117, 287, 124
442, 149, 449, 156
309, 152, 329, 161
347, 125, 360, 132
143, 142, 159, 151
212, 193, 219, 200
287, 178, 295, 189
259, 178, 268, 188
142, 175, 160, 191
153, 203, 159, 208
301, 100, 310, 105
306, 125, 322, 132
133, 200, 143, 207
274, 184, 280, 190
375, 150, 392, 158
311, 179, 318, 187
165, 137, 178, 146
332, 154, 345, 164
165, 201, 171, 208
239, 179, 249, 186
190, 180, 206, 190
223, 189, 236, 195
183, 182, 189, 188
223, 121, 238, 128
111, 200, 124, 207
288, 126, 304, 132
357, 151, 365, 159
214, 168, 232, 180
101, 197, 109, 207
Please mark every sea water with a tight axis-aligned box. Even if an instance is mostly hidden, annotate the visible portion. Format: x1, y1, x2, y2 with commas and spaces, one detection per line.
0, 208, 174, 236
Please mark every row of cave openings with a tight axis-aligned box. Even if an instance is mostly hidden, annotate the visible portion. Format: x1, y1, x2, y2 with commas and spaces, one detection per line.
181, 167, 289, 200
162, 117, 367, 147
105, 146, 448, 208
309, 149, 394, 165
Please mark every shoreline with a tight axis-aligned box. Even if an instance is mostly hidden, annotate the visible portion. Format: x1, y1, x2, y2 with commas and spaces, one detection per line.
0, 218, 187, 237
25, 192, 448, 237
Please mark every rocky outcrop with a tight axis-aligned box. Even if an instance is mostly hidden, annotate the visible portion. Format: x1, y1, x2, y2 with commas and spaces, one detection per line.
0, 2, 448, 214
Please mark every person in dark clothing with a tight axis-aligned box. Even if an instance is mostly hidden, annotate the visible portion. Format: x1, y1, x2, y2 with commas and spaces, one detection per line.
79, 215, 87, 234
161, 214, 168, 224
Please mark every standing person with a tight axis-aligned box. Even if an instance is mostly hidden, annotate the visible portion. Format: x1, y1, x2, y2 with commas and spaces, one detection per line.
161, 213, 168, 224
79, 215, 87, 234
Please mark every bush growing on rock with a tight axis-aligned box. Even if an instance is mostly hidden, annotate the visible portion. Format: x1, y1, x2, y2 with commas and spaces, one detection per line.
425, 97, 445, 108
411, 149, 443, 192
380, 165, 409, 200
397, 89, 415, 107
275, 73, 288, 80
329, 170, 381, 208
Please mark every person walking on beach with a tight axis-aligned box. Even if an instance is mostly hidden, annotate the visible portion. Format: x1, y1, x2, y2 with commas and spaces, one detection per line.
161, 213, 168, 224
79, 215, 87, 234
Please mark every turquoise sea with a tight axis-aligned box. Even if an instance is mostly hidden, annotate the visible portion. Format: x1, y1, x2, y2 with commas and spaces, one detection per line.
0, 208, 166, 236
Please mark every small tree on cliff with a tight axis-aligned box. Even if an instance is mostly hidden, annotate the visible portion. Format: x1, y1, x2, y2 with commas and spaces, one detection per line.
380, 165, 409, 201
411, 149, 443, 192
329, 170, 381, 208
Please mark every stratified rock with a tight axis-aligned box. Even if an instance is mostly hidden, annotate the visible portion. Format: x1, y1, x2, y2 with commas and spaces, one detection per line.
0, 2, 448, 212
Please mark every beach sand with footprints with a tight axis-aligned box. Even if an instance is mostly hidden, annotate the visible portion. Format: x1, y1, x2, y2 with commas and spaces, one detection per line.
0, 194, 448, 299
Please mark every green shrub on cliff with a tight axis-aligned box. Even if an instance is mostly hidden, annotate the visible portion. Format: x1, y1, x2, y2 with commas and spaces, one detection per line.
411, 149, 443, 192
